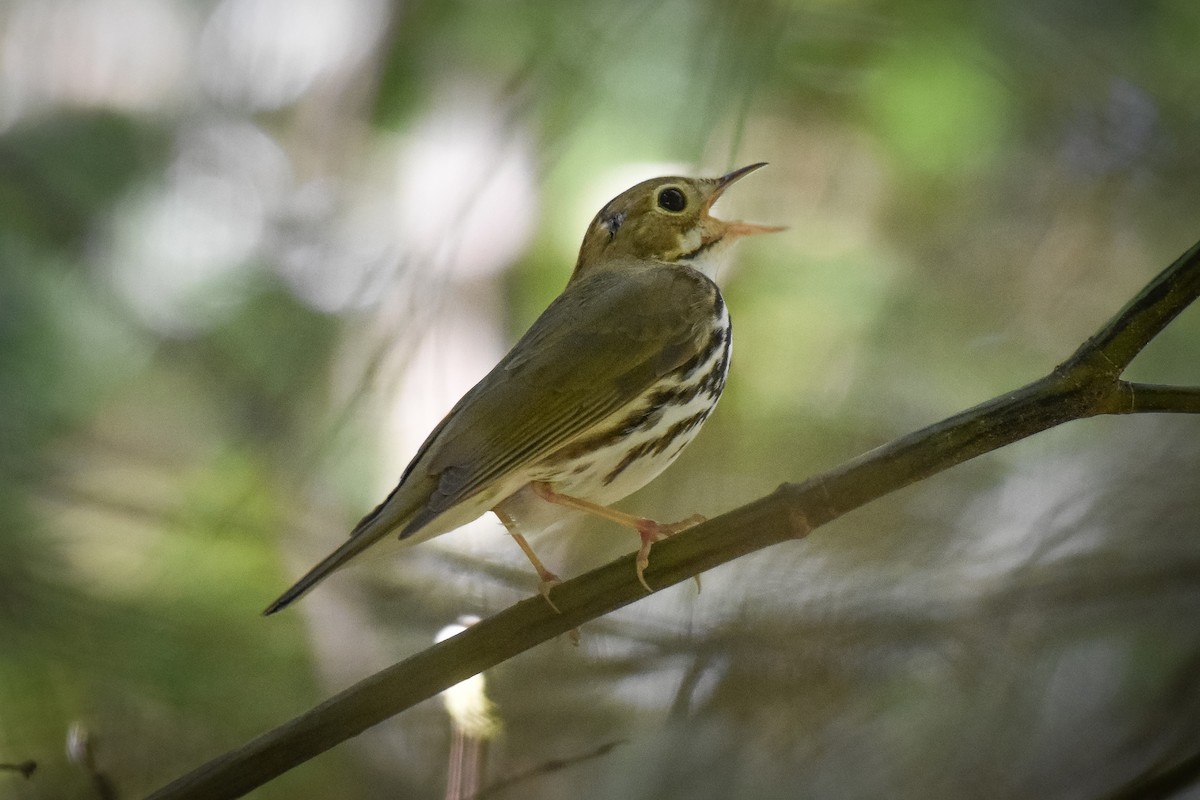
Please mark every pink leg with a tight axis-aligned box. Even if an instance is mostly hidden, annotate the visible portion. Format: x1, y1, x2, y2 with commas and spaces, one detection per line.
530, 482, 705, 592
495, 508, 561, 612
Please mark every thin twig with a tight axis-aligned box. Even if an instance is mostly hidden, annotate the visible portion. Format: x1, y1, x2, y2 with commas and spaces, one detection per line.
0, 760, 36, 779
1111, 383, 1200, 414
468, 740, 626, 800
147, 237, 1200, 800
1102, 747, 1200, 800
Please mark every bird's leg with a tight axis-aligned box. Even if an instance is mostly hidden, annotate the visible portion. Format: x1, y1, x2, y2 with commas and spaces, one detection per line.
529, 482, 706, 592
494, 508, 561, 612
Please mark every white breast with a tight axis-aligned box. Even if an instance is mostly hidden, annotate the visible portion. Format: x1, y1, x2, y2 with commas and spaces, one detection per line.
535, 300, 732, 506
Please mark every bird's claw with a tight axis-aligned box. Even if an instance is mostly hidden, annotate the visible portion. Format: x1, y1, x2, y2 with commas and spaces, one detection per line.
634, 514, 707, 593
537, 573, 580, 642
537, 572, 562, 614
636, 550, 653, 593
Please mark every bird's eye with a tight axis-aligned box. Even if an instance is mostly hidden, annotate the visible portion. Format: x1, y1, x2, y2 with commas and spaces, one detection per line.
656, 187, 687, 213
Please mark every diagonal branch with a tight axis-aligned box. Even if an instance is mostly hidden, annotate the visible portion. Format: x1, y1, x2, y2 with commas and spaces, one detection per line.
1065, 237, 1200, 374
147, 237, 1200, 800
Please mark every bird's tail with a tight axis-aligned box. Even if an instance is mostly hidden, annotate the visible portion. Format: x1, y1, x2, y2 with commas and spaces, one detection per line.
262, 489, 422, 615
262, 533, 376, 615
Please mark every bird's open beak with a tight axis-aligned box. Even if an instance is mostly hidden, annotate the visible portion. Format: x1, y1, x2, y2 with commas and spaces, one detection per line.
701, 162, 785, 242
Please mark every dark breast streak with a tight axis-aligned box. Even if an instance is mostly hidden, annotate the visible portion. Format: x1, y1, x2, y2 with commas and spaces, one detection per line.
543, 286, 732, 489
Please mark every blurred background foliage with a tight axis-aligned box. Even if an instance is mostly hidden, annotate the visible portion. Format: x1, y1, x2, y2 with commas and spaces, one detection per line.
1, 0, 1199, 798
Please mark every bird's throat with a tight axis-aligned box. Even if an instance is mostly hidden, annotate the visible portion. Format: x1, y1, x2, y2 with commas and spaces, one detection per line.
679, 235, 728, 278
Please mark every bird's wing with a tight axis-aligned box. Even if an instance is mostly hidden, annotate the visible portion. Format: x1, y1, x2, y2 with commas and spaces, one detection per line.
401, 262, 720, 533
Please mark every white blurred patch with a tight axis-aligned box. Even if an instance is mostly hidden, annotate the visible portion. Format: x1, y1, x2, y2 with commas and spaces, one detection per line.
198, 0, 387, 110
271, 167, 408, 313
391, 84, 539, 281
955, 453, 1096, 585
103, 121, 291, 334
435, 616, 502, 739
0, 0, 193, 126
274, 84, 537, 311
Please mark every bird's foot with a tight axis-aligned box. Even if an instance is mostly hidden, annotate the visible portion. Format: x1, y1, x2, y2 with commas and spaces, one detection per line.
525, 483, 707, 593
634, 513, 706, 592
496, 510, 565, 613
536, 569, 562, 614
535, 570, 581, 642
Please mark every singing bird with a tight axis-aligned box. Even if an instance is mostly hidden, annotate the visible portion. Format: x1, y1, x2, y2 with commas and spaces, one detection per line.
265, 163, 780, 614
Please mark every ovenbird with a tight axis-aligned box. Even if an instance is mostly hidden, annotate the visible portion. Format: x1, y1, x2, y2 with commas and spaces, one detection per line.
265, 163, 780, 614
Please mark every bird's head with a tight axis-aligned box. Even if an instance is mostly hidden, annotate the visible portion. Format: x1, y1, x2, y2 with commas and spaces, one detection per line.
570, 162, 782, 282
